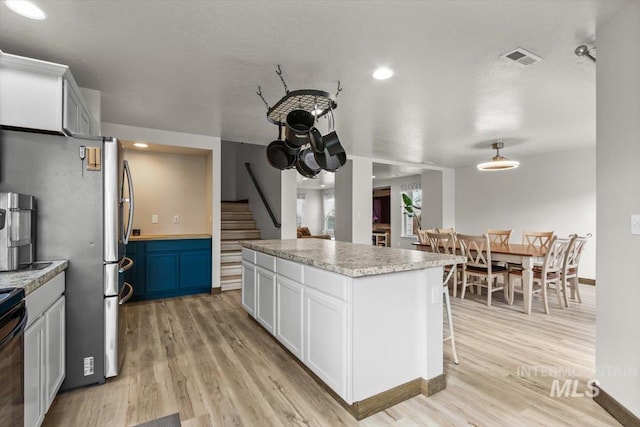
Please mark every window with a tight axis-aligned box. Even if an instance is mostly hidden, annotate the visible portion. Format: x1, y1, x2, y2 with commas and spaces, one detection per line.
401, 185, 422, 237
296, 193, 306, 227
322, 192, 335, 235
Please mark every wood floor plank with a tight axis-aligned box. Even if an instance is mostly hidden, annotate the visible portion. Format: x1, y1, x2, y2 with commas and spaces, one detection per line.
43, 285, 619, 427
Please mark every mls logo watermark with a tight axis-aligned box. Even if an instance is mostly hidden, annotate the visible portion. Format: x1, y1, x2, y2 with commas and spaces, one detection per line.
549, 379, 600, 398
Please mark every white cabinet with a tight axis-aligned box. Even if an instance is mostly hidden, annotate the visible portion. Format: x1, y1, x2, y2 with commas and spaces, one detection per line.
241, 261, 256, 316
256, 267, 276, 335
304, 288, 348, 399
0, 52, 92, 136
45, 296, 66, 408
24, 272, 66, 427
276, 276, 304, 359
24, 315, 46, 427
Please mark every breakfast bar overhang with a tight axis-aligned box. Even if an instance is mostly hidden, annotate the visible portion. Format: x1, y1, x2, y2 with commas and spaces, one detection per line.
239, 239, 464, 419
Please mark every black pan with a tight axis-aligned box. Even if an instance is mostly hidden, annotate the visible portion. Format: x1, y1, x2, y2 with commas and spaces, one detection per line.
314, 142, 347, 172
322, 131, 343, 156
285, 109, 315, 147
295, 147, 322, 178
267, 140, 296, 170
308, 126, 324, 153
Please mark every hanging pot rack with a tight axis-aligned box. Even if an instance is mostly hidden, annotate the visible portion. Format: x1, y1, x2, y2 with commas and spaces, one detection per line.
258, 65, 346, 176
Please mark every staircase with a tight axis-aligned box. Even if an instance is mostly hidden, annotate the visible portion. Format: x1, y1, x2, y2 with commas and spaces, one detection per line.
220, 201, 260, 291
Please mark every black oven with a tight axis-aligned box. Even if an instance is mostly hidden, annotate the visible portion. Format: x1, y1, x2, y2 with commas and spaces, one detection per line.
0, 287, 27, 426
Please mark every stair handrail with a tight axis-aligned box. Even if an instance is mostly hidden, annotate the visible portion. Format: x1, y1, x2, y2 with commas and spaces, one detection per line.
244, 162, 281, 228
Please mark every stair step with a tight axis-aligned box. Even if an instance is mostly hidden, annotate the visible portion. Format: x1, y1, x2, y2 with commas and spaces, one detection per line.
220, 251, 242, 263
221, 220, 257, 230
221, 241, 242, 251
221, 202, 250, 212
221, 274, 242, 291
221, 229, 260, 240
221, 212, 253, 221
221, 263, 242, 276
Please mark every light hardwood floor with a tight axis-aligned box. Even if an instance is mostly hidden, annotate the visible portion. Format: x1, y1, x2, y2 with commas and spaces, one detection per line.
43, 285, 619, 427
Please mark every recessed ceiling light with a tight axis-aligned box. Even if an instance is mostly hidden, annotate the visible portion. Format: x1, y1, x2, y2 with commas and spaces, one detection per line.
373, 67, 394, 80
133, 142, 148, 148
320, 184, 326, 188
5, 1, 46, 20
371, 176, 376, 179
302, 177, 308, 181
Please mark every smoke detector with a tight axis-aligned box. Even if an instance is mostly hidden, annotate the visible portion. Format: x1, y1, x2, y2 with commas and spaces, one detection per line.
501, 47, 543, 67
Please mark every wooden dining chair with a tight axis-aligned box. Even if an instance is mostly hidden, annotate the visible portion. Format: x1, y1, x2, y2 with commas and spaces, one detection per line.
426, 231, 460, 364
523, 230, 554, 249
508, 236, 571, 314
457, 233, 509, 307
417, 228, 435, 245
561, 233, 592, 306
487, 229, 512, 244
437, 227, 455, 234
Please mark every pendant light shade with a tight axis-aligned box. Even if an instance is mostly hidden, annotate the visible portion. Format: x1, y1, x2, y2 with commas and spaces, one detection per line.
477, 141, 519, 171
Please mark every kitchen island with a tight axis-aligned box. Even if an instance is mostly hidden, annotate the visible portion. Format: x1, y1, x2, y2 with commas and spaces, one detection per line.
240, 239, 464, 419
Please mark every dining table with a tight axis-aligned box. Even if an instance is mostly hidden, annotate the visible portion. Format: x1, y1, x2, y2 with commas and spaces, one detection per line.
413, 242, 547, 314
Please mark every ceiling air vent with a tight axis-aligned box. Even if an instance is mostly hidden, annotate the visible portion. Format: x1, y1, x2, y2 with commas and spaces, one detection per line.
501, 47, 542, 67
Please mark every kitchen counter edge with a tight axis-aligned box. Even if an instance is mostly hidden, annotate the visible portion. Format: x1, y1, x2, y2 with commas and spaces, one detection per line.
0, 260, 69, 296
240, 240, 464, 278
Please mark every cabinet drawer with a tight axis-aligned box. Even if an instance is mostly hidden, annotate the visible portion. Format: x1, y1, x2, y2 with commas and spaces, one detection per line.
276, 258, 303, 283
26, 272, 65, 329
242, 248, 256, 264
303, 266, 347, 301
256, 252, 275, 271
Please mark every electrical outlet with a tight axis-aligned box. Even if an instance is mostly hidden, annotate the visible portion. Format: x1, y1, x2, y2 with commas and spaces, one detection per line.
173, 215, 180, 224
151, 214, 158, 224
83, 356, 94, 376
632, 214, 640, 235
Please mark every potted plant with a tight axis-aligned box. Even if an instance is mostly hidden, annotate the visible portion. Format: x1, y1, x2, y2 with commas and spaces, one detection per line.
402, 193, 422, 235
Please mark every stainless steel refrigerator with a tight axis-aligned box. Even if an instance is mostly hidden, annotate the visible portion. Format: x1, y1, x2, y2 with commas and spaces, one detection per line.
0, 129, 135, 390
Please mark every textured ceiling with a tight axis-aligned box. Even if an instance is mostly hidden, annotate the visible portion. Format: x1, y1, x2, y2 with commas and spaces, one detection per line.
0, 0, 625, 167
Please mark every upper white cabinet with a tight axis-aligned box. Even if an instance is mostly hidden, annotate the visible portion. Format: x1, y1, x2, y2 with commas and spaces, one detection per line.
0, 51, 93, 136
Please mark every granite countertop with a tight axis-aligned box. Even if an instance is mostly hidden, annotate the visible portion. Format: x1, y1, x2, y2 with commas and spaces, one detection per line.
240, 239, 465, 278
129, 233, 212, 241
0, 260, 69, 295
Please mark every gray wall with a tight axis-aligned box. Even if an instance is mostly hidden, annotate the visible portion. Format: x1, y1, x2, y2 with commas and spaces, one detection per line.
221, 140, 237, 201
334, 159, 353, 242
235, 142, 282, 240
596, 0, 640, 417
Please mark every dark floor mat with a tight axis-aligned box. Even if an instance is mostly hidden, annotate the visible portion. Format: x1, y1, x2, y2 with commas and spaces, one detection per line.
134, 413, 181, 427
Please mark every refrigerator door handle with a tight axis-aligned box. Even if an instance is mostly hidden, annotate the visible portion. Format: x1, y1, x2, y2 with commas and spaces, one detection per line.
119, 282, 134, 305
118, 257, 134, 274
121, 160, 134, 245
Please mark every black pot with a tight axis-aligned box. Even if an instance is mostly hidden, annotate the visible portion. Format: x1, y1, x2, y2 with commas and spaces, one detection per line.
266, 140, 296, 170
285, 109, 315, 147
315, 142, 347, 172
295, 147, 322, 178
308, 126, 324, 153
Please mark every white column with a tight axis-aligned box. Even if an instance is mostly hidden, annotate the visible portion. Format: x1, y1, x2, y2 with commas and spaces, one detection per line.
596, 0, 640, 417
280, 168, 298, 239
211, 139, 221, 290
335, 158, 372, 243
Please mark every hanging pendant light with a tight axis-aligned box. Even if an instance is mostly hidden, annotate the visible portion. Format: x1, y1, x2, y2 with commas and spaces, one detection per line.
477, 141, 520, 171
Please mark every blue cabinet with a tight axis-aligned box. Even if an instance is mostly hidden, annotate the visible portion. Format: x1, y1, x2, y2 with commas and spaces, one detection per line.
126, 238, 212, 301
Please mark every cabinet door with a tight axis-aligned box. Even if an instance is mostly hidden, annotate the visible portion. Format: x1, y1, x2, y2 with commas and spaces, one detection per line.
146, 253, 179, 292
255, 267, 276, 335
24, 316, 46, 427
241, 261, 256, 316
276, 276, 304, 359
304, 288, 347, 399
179, 250, 211, 289
79, 107, 91, 134
45, 295, 65, 411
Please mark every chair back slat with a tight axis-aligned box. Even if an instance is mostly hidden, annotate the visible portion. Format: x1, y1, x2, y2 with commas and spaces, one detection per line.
487, 229, 512, 244
564, 233, 592, 270
523, 230, 554, 249
426, 231, 456, 256
457, 233, 491, 270
543, 236, 571, 274
437, 227, 455, 234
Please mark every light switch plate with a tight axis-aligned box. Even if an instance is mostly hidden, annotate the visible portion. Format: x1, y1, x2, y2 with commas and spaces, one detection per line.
631, 214, 640, 235
173, 215, 180, 224
151, 214, 158, 224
